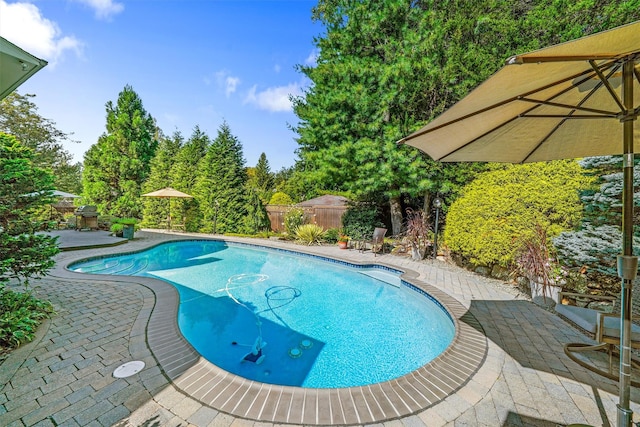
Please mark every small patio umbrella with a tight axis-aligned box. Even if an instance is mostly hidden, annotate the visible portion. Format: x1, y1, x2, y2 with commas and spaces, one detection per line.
23, 190, 81, 218
141, 187, 193, 230
399, 20, 640, 426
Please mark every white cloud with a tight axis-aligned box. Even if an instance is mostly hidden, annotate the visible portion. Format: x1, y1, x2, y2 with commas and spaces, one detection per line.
244, 82, 303, 112
0, 1, 83, 67
208, 70, 240, 98
71, 0, 124, 20
224, 76, 240, 97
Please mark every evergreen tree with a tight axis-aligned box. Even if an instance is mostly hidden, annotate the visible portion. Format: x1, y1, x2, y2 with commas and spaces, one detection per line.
141, 130, 184, 227
555, 156, 640, 284
244, 187, 271, 233
82, 85, 158, 217
0, 92, 82, 194
170, 126, 210, 231
250, 153, 275, 203
193, 122, 248, 234
294, 0, 487, 234
0, 133, 59, 285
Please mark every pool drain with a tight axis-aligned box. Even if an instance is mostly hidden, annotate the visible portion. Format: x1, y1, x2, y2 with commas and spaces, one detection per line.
288, 347, 302, 358
113, 360, 145, 378
300, 339, 312, 349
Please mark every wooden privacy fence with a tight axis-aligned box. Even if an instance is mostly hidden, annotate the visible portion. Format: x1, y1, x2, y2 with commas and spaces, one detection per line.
266, 205, 348, 232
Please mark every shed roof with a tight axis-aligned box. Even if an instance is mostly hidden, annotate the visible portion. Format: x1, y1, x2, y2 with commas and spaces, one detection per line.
296, 195, 349, 207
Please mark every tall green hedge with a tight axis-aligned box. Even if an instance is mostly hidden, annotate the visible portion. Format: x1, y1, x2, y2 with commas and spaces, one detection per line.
444, 161, 594, 267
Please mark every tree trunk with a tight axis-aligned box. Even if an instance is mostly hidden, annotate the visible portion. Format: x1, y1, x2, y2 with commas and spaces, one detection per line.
423, 193, 432, 215
389, 195, 403, 236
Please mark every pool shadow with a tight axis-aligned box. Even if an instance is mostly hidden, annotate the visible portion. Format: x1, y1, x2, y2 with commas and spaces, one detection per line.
174, 283, 325, 387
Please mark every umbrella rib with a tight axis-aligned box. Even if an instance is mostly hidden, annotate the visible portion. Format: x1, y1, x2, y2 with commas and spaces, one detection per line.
518, 97, 618, 117
520, 65, 621, 162
510, 53, 632, 63
590, 60, 625, 111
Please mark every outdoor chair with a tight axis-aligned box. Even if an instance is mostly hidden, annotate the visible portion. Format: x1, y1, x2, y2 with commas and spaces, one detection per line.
556, 291, 640, 386
171, 216, 186, 231
361, 227, 387, 257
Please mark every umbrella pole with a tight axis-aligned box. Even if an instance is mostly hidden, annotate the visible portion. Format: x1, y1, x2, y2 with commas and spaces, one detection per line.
617, 59, 638, 427
167, 198, 171, 231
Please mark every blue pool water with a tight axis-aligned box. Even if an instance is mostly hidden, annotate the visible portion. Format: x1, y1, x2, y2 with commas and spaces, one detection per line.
69, 240, 455, 388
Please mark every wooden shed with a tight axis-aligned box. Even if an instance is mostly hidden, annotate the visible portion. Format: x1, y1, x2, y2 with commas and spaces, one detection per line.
266, 195, 349, 232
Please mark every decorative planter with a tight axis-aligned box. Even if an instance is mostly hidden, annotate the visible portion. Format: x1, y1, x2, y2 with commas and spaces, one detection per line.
122, 224, 135, 240
530, 280, 563, 307
338, 241, 348, 249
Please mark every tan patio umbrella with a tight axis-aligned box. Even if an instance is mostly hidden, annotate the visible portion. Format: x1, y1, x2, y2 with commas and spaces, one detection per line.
399, 20, 640, 426
141, 187, 193, 230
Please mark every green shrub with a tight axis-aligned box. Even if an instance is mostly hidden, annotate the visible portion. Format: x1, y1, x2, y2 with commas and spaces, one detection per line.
444, 161, 593, 268
284, 207, 305, 235
110, 223, 124, 234
342, 202, 383, 243
269, 192, 293, 205
114, 217, 137, 225
324, 228, 341, 243
0, 287, 54, 349
295, 224, 326, 245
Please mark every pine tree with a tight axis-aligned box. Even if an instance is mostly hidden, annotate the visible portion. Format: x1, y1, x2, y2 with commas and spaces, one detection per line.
193, 122, 248, 234
170, 126, 210, 231
251, 152, 275, 203
82, 85, 158, 217
141, 130, 184, 227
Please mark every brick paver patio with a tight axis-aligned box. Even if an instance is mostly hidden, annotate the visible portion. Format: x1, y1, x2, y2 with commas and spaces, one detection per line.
1, 230, 639, 426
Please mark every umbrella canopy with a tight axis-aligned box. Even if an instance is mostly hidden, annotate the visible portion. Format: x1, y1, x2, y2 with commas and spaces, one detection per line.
400, 20, 640, 426
141, 187, 193, 230
0, 36, 48, 101
141, 187, 193, 198
23, 190, 81, 199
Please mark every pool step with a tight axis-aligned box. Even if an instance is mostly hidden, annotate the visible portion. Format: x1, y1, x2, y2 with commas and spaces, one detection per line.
358, 269, 401, 287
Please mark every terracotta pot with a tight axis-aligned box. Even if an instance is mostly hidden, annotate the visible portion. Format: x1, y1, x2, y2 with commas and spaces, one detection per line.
338, 241, 348, 249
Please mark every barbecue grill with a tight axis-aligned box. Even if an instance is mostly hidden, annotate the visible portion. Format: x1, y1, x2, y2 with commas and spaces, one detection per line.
74, 205, 98, 230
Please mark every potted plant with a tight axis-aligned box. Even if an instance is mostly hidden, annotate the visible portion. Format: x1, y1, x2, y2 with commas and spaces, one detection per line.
111, 218, 137, 239
110, 222, 124, 237
338, 235, 349, 249
515, 224, 564, 307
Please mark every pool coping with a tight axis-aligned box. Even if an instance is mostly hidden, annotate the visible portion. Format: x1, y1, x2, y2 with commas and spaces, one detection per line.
61, 236, 488, 425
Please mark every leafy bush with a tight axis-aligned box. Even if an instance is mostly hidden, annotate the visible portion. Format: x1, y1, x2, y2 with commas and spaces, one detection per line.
0, 286, 54, 350
444, 161, 593, 267
342, 202, 383, 243
114, 217, 137, 225
110, 223, 124, 234
295, 224, 326, 245
324, 228, 341, 243
284, 207, 305, 235
269, 192, 293, 205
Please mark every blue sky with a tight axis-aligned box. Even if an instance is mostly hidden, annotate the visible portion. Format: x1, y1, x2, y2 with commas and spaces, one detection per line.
0, 0, 322, 170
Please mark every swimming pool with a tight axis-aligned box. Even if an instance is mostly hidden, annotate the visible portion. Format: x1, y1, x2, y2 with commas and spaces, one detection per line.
69, 240, 455, 388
